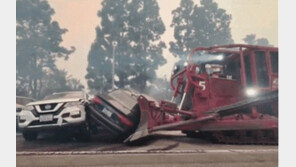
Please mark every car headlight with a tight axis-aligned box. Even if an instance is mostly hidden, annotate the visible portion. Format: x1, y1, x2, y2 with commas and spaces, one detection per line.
245, 88, 258, 97
70, 110, 81, 118
24, 105, 34, 111
216, 55, 224, 61
65, 102, 80, 107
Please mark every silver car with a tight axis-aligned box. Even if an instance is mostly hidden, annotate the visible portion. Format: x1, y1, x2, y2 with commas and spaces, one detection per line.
16, 96, 35, 132
18, 91, 89, 141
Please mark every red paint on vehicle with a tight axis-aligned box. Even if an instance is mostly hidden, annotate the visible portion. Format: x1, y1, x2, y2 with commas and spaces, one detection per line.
93, 96, 102, 104
118, 114, 134, 127
128, 44, 278, 143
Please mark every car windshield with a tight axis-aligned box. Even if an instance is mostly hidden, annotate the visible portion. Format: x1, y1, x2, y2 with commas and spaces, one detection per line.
43, 92, 84, 100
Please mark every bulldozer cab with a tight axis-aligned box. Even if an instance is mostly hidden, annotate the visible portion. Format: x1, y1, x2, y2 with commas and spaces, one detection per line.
170, 45, 278, 115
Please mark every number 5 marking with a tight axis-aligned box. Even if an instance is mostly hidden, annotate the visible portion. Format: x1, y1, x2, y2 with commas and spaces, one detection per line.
199, 81, 206, 90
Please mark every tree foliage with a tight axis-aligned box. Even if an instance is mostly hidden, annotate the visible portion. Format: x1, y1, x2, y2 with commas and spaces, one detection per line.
16, 0, 83, 99
86, 0, 166, 93
170, 0, 233, 59
243, 34, 272, 46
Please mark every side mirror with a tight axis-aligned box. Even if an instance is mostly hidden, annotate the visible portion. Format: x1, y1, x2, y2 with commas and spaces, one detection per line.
173, 64, 181, 75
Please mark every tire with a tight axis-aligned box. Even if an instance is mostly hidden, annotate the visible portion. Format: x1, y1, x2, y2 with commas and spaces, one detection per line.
23, 131, 38, 141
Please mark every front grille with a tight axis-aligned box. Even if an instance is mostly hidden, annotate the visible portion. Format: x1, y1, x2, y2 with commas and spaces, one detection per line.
39, 103, 58, 110
32, 105, 65, 117
29, 118, 58, 126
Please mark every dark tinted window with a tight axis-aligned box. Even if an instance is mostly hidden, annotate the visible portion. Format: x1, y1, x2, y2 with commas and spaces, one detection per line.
244, 54, 253, 86
270, 52, 278, 73
225, 58, 240, 80
255, 51, 269, 87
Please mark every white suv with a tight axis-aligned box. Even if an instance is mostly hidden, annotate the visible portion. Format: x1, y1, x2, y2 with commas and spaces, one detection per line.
16, 96, 35, 132
18, 91, 89, 141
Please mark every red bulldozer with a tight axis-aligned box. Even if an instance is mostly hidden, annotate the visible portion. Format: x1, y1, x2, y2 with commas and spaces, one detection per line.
87, 44, 278, 144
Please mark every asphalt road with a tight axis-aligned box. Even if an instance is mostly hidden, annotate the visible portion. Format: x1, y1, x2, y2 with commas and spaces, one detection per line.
16, 131, 278, 167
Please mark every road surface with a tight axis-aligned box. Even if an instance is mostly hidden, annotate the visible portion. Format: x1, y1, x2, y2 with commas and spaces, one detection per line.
16, 131, 278, 167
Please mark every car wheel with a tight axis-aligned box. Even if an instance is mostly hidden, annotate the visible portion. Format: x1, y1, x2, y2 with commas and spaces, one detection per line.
23, 132, 38, 141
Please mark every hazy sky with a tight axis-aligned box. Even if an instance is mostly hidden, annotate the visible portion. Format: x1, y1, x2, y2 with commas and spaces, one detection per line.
49, 0, 278, 87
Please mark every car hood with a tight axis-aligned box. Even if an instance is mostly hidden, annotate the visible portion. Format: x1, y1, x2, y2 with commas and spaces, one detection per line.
16, 103, 25, 109
27, 98, 82, 106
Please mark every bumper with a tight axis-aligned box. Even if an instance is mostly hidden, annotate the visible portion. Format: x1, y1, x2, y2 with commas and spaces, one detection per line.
18, 105, 86, 131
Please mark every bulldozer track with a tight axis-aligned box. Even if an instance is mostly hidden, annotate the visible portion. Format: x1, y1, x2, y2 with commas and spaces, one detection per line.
182, 91, 278, 145
205, 129, 278, 145
202, 91, 278, 145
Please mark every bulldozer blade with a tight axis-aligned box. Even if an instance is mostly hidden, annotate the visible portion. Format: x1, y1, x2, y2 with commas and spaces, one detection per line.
124, 95, 158, 143
124, 108, 149, 142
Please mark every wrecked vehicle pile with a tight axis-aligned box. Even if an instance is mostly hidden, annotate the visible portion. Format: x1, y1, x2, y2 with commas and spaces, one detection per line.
18, 44, 278, 145
86, 44, 278, 144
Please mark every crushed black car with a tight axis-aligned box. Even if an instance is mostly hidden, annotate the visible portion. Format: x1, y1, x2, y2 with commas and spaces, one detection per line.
86, 89, 140, 141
